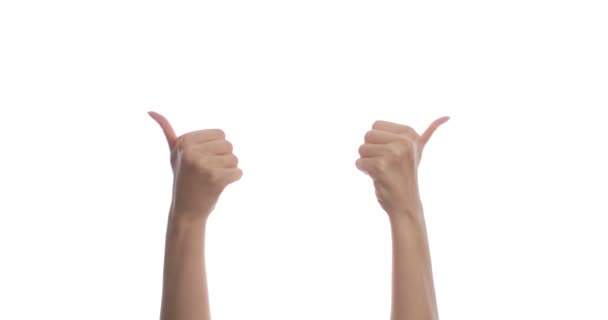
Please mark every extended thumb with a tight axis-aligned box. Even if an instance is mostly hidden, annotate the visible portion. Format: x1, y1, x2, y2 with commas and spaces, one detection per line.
419, 116, 450, 149
148, 111, 178, 150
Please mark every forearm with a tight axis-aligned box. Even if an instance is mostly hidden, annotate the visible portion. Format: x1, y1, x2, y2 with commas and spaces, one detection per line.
389, 205, 438, 320
160, 211, 211, 320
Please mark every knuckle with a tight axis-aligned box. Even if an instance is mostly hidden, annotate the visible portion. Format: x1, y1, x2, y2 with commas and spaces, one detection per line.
357, 158, 372, 174
364, 130, 375, 142
221, 154, 238, 167
398, 136, 414, 149
396, 140, 416, 162
374, 158, 387, 174
402, 126, 416, 136
224, 140, 234, 152
209, 170, 223, 182
196, 128, 225, 140
213, 128, 226, 137
358, 144, 367, 156
387, 144, 403, 159
234, 168, 243, 181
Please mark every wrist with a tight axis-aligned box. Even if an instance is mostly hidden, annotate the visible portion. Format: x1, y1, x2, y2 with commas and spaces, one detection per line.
388, 207, 430, 250
168, 206, 210, 229
169, 195, 215, 221
387, 194, 423, 218
388, 203, 426, 229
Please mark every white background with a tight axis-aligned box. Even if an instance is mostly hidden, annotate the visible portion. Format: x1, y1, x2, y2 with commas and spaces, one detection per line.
1, 0, 607, 319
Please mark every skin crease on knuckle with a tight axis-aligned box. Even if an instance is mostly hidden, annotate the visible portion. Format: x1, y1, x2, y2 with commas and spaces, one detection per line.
386, 144, 404, 164
395, 138, 415, 160
401, 127, 417, 140
212, 140, 233, 155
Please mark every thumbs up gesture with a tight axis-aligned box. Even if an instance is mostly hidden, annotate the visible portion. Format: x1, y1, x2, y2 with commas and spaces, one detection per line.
148, 111, 243, 221
356, 117, 449, 218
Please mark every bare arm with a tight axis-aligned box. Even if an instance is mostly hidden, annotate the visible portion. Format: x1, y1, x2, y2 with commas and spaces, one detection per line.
149, 111, 243, 320
160, 213, 211, 320
388, 206, 438, 320
356, 116, 448, 320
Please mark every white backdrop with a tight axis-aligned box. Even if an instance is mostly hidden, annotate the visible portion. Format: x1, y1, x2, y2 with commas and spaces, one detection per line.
1, 1, 607, 319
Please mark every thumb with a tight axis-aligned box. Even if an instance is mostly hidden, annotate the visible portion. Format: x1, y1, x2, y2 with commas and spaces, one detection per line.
418, 116, 450, 151
148, 111, 178, 150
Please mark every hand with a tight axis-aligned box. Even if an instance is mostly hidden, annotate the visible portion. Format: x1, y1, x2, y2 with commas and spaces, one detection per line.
355, 116, 449, 218
148, 111, 243, 221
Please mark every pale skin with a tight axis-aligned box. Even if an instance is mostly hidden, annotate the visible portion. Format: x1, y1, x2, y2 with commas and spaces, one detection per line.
149, 111, 449, 320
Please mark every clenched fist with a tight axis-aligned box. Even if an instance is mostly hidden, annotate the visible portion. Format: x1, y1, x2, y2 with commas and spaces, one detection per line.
148, 111, 243, 221
355, 117, 449, 218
